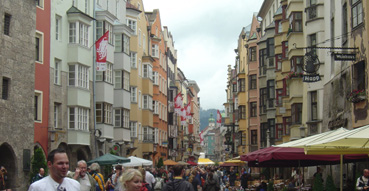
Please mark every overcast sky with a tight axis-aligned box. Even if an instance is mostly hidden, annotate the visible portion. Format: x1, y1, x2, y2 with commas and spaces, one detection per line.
143, 0, 263, 110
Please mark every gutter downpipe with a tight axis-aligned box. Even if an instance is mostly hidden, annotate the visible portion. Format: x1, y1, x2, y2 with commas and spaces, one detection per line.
93, 0, 98, 158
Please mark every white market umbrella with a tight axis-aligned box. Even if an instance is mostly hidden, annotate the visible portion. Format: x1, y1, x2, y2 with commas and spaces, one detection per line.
122, 156, 153, 167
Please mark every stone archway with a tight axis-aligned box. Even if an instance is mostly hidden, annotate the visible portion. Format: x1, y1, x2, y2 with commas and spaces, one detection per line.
0, 143, 17, 189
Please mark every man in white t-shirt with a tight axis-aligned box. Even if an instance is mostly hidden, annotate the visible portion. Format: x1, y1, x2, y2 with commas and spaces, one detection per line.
69, 160, 96, 191
145, 167, 156, 190
28, 148, 80, 191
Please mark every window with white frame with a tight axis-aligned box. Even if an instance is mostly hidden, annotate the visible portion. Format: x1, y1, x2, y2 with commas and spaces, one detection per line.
69, 64, 89, 89
69, 107, 89, 131
138, 123, 142, 140
35, 32, 43, 63
115, 34, 122, 52
352, 0, 363, 28
153, 101, 159, 114
155, 128, 159, 144
95, 102, 112, 124
96, 62, 113, 83
123, 34, 130, 54
123, 109, 129, 128
79, 23, 89, 47
96, 21, 113, 44
153, 72, 159, 85
114, 108, 121, 127
34, 91, 42, 122
54, 58, 61, 85
158, 102, 161, 119
36, 0, 44, 8
85, 0, 89, 14
130, 122, 137, 137
143, 64, 153, 79
114, 70, 129, 90
69, 23, 76, 43
127, 19, 137, 34
143, 126, 154, 142
130, 86, 137, 102
123, 70, 129, 91
55, 15, 62, 41
104, 103, 112, 124
114, 70, 122, 89
152, 44, 159, 57
54, 103, 61, 129
143, 95, 153, 110
130, 52, 137, 68
114, 108, 130, 128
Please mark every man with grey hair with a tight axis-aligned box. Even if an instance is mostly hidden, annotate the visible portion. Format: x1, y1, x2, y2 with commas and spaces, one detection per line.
90, 163, 105, 191
68, 160, 96, 191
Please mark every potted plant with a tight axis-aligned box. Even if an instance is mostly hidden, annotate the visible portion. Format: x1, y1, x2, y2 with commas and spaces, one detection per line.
347, 89, 366, 103
284, 71, 304, 81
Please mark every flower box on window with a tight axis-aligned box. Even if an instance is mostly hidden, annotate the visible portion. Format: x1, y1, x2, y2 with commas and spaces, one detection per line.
347, 89, 366, 103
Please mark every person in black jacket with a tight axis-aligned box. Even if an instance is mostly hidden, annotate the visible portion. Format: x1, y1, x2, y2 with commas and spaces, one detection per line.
162, 165, 194, 191
229, 167, 237, 187
203, 172, 219, 191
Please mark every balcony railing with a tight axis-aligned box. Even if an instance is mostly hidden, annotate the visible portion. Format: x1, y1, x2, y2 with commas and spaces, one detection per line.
306, 5, 317, 20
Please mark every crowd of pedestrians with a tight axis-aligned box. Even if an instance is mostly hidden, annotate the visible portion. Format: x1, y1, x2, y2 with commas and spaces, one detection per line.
27, 149, 253, 191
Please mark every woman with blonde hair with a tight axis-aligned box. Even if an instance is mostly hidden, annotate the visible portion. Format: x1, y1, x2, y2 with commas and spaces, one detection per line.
119, 169, 142, 191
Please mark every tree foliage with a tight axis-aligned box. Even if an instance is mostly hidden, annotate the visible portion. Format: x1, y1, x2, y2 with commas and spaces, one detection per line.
312, 173, 324, 191
156, 157, 163, 168
325, 175, 337, 191
30, 147, 47, 183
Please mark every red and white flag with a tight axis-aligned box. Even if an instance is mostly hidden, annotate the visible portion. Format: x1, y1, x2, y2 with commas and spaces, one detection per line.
174, 92, 183, 114
185, 103, 192, 120
216, 110, 222, 127
96, 31, 109, 71
180, 107, 186, 125
199, 130, 204, 145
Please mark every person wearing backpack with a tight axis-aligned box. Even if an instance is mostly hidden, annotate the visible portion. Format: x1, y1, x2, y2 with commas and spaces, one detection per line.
90, 163, 105, 191
162, 165, 194, 191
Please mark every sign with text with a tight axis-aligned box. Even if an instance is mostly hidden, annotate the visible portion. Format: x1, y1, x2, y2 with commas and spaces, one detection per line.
333, 53, 356, 61
303, 74, 321, 83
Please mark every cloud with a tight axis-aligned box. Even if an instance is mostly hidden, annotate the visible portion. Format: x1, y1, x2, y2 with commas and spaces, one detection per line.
143, 0, 263, 109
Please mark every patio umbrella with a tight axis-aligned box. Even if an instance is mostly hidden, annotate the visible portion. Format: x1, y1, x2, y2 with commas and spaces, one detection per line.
163, 159, 178, 166
240, 146, 368, 167
198, 158, 215, 165
303, 125, 369, 191
277, 127, 349, 148
224, 159, 246, 165
122, 156, 152, 167
87, 153, 130, 166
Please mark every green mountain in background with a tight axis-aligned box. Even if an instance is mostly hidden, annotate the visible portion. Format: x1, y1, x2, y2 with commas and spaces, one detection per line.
199, 108, 223, 131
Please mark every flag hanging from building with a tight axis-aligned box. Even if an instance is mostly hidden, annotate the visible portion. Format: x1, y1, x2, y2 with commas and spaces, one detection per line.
96, 31, 109, 71
174, 92, 183, 114
180, 107, 186, 125
216, 110, 222, 127
185, 103, 192, 120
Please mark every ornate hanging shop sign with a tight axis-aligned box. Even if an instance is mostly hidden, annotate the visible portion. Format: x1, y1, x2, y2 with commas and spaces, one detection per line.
302, 51, 321, 83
